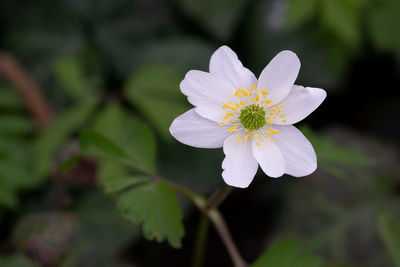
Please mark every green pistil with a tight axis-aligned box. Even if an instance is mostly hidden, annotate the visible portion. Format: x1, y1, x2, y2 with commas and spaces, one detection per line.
239, 104, 266, 131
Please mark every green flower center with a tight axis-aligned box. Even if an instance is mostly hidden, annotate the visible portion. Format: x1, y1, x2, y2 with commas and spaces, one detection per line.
239, 104, 266, 131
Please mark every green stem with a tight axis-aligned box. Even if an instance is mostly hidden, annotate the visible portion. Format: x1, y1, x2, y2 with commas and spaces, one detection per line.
164, 178, 247, 267
206, 183, 233, 210
192, 214, 210, 267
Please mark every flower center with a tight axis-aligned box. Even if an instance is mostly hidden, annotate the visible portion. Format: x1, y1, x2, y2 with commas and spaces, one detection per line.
239, 104, 266, 131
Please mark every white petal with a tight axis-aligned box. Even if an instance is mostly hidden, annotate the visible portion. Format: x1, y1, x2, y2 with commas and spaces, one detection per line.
180, 70, 235, 122
276, 85, 326, 125
273, 125, 317, 177
257, 50, 300, 105
251, 138, 285, 178
222, 135, 258, 188
209, 46, 257, 90
169, 109, 231, 149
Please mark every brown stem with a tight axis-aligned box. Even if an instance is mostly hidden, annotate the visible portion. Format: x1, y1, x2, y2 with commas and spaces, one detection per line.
206, 183, 233, 210
0, 52, 53, 130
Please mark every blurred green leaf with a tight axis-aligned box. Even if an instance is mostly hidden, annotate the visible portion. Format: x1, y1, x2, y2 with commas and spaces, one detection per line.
251, 238, 322, 267
33, 98, 98, 176
124, 65, 188, 141
92, 103, 157, 172
300, 126, 375, 179
378, 215, 400, 267
0, 115, 33, 135
80, 130, 127, 159
286, 0, 317, 27
0, 88, 23, 110
0, 254, 38, 267
321, 0, 362, 47
175, 0, 246, 40
59, 155, 82, 173
53, 57, 100, 99
117, 180, 184, 248
368, 0, 400, 52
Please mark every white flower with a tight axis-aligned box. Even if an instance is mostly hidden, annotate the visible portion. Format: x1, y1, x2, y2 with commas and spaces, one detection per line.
169, 46, 326, 188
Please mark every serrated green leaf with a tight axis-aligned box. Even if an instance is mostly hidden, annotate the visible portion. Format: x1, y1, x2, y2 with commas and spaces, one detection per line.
378, 215, 400, 267
286, 0, 317, 27
93, 103, 157, 172
101, 175, 149, 195
124, 65, 189, 141
251, 238, 322, 267
117, 180, 184, 248
33, 98, 98, 176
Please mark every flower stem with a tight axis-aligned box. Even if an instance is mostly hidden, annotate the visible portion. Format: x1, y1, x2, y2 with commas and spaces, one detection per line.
206, 183, 233, 210
164, 178, 247, 267
192, 214, 210, 267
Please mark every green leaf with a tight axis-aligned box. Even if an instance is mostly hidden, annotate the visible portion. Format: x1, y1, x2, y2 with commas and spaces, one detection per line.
300, 126, 375, 179
124, 65, 188, 141
251, 238, 322, 267
174, 0, 247, 40
368, 0, 400, 52
53, 57, 100, 99
0, 88, 23, 110
59, 155, 82, 173
93, 103, 157, 172
80, 130, 127, 159
0, 115, 33, 135
117, 180, 184, 248
0, 254, 38, 267
33, 98, 98, 176
101, 175, 149, 195
286, 0, 317, 27
321, 0, 362, 46
378, 215, 400, 267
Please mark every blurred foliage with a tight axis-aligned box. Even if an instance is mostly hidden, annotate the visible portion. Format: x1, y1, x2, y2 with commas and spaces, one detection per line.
0, 86, 43, 209
0, 0, 399, 265
252, 238, 322, 267
79, 104, 184, 248
378, 215, 400, 267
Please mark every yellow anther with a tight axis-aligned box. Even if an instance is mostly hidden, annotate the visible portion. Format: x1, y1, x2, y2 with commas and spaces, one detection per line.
279, 104, 284, 107
270, 113, 274, 116
261, 100, 264, 104
247, 86, 251, 91
267, 106, 271, 110
236, 103, 240, 108
266, 135, 270, 138
272, 109, 276, 112
270, 139, 275, 142
228, 119, 233, 123
273, 116, 276, 119
280, 115, 285, 118
252, 97, 255, 102
282, 120, 287, 123
222, 122, 226, 125
217, 123, 222, 126
253, 84, 256, 89
268, 122, 273, 125
249, 133, 254, 138
244, 135, 248, 143
240, 101, 243, 105
229, 101, 232, 105
256, 142, 261, 147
